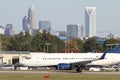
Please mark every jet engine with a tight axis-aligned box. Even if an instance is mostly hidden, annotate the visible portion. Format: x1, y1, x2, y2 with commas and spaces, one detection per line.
57, 63, 72, 70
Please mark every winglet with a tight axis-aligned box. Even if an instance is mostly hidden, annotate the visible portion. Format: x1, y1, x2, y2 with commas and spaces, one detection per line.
99, 51, 107, 60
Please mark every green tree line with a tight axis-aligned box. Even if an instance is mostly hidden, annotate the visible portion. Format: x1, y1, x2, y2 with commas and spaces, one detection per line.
0, 31, 65, 52
0, 31, 120, 53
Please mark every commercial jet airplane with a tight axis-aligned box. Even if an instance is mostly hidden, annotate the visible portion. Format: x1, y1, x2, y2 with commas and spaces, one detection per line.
19, 44, 120, 72
19, 51, 106, 72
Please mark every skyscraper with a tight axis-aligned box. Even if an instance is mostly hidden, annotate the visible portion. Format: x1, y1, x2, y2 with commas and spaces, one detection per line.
67, 24, 84, 39
23, 16, 29, 32
85, 7, 96, 38
77, 24, 85, 39
67, 24, 78, 39
5, 24, 14, 36
39, 21, 51, 32
28, 5, 37, 30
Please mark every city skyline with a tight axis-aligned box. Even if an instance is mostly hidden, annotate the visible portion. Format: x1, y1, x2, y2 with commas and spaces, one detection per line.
0, 0, 120, 37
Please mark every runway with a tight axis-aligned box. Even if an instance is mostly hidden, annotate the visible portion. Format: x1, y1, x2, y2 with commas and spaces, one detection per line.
0, 71, 120, 75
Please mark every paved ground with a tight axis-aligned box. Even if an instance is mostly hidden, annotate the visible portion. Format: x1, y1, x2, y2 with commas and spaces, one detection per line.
0, 71, 120, 74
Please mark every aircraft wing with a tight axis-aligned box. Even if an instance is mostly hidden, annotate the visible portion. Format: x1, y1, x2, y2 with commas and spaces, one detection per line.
71, 60, 95, 66
71, 51, 107, 66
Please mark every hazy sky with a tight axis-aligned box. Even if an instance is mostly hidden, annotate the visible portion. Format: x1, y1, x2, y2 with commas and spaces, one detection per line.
0, 0, 120, 37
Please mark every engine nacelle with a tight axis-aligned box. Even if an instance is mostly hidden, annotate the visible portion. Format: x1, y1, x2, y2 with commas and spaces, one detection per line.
57, 63, 72, 70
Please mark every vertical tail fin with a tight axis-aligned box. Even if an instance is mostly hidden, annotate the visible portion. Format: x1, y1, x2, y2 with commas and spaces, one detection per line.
99, 51, 107, 59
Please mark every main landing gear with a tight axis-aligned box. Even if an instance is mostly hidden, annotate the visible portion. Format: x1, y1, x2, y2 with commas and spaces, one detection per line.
76, 67, 82, 72
76, 65, 85, 72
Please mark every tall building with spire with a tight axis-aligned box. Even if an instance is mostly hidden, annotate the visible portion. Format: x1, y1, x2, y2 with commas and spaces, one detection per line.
22, 5, 37, 35
85, 7, 96, 38
28, 5, 37, 30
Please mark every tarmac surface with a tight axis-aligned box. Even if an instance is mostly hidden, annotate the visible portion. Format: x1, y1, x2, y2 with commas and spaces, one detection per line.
0, 71, 120, 74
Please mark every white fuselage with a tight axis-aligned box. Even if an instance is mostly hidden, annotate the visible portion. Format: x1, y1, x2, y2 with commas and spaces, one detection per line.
19, 52, 120, 67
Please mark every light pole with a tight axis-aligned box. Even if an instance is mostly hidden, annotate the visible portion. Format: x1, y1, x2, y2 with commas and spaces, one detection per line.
45, 43, 51, 53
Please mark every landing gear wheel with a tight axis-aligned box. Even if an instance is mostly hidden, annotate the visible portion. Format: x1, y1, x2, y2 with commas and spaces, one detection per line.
76, 67, 82, 72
